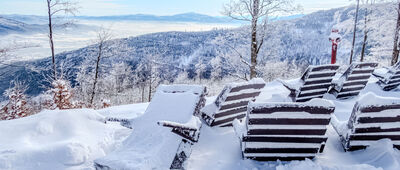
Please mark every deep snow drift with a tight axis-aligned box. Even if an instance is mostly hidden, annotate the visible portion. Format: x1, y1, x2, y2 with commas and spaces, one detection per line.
0, 109, 134, 170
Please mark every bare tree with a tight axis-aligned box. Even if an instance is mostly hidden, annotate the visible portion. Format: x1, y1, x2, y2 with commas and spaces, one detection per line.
392, 1, 400, 65
223, 0, 298, 79
89, 29, 112, 106
46, 0, 78, 79
134, 47, 166, 102
360, 0, 376, 62
350, 0, 360, 64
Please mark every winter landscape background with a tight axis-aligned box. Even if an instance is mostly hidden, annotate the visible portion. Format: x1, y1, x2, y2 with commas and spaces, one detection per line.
0, 3, 397, 104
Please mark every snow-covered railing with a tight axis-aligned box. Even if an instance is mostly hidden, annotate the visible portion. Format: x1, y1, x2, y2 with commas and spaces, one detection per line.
335, 93, 400, 151
236, 99, 335, 161
158, 116, 202, 143
329, 62, 378, 99
373, 62, 400, 91
106, 117, 132, 129
200, 78, 266, 127
279, 64, 339, 102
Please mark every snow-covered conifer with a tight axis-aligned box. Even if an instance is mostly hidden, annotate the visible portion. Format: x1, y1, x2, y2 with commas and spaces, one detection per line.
1, 82, 31, 120
48, 79, 74, 110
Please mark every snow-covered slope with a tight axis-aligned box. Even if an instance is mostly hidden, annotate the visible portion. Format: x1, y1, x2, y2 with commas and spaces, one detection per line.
0, 109, 133, 170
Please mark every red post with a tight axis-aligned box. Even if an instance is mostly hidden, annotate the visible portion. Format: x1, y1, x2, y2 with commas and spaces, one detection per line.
331, 43, 337, 64
329, 29, 341, 64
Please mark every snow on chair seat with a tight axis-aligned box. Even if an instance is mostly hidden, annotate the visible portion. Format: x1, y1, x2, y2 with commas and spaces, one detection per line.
329, 62, 378, 99
333, 93, 400, 151
94, 84, 206, 170
201, 78, 266, 127
279, 64, 339, 102
235, 99, 335, 161
373, 61, 400, 91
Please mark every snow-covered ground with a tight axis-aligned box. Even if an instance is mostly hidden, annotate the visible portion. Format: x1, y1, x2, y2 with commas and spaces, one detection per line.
1, 76, 400, 170
0, 108, 141, 170
97, 103, 148, 120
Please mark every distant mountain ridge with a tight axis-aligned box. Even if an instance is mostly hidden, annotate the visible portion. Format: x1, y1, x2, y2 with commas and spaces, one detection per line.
0, 13, 238, 24
76, 12, 237, 23
1, 12, 304, 24
0, 16, 44, 34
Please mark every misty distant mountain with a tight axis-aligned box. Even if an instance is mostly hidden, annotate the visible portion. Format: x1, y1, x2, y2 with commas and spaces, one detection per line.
76, 12, 238, 23
1, 13, 238, 24
0, 16, 44, 35
2, 13, 304, 25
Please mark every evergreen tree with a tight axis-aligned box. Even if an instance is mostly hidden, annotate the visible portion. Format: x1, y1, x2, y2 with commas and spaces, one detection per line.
1, 82, 31, 120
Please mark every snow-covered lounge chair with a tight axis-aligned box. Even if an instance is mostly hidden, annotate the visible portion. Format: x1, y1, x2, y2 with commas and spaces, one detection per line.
373, 62, 400, 91
234, 99, 335, 161
201, 78, 266, 127
329, 62, 378, 99
333, 93, 400, 151
94, 85, 206, 170
279, 64, 339, 102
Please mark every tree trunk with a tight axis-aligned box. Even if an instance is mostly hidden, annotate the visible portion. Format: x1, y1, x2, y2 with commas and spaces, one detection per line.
360, 5, 369, 62
350, 0, 360, 64
148, 79, 152, 102
47, 0, 56, 79
250, 0, 259, 79
392, 2, 400, 66
90, 43, 103, 106
141, 85, 145, 103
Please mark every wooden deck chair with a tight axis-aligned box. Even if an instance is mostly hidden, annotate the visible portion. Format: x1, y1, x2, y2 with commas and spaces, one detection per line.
333, 93, 400, 151
94, 85, 206, 170
329, 62, 378, 99
279, 64, 339, 102
200, 78, 266, 127
373, 62, 400, 91
234, 99, 335, 161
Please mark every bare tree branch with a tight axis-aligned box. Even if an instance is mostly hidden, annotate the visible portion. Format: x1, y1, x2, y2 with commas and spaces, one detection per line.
223, 0, 299, 79
89, 28, 113, 106
46, 0, 79, 79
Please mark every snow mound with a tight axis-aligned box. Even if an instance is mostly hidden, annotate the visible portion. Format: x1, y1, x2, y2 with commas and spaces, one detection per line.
97, 103, 148, 120
249, 98, 335, 108
227, 78, 265, 87
157, 84, 206, 94
95, 85, 204, 169
0, 109, 131, 170
357, 92, 400, 107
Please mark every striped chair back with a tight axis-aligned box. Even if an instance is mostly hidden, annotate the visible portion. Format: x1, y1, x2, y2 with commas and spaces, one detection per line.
331, 62, 378, 99
376, 67, 400, 91
341, 97, 400, 151
295, 64, 339, 102
241, 99, 335, 161
201, 79, 266, 127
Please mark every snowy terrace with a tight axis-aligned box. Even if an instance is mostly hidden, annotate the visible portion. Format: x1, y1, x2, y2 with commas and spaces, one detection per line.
1, 75, 400, 170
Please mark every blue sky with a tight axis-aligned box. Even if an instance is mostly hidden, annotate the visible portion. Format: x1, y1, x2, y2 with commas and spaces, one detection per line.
0, 0, 354, 16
